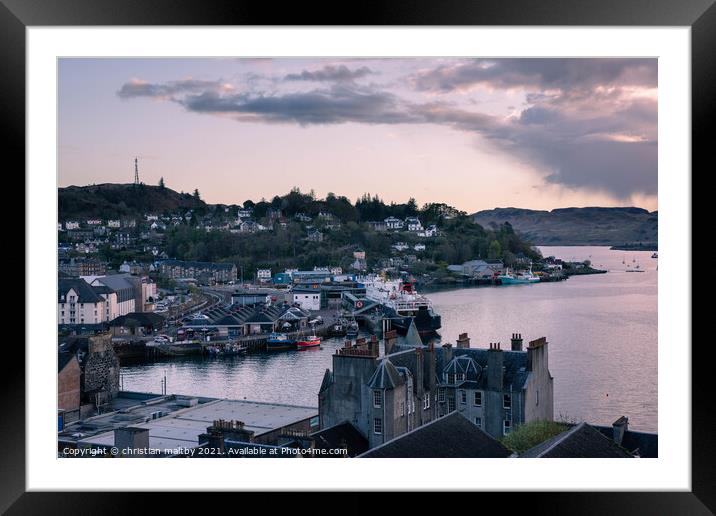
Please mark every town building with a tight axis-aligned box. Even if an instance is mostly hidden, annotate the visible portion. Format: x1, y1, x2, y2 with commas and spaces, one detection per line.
109, 312, 167, 337
256, 268, 272, 283
367, 221, 387, 232
384, 216, 404, 230
435, 334, 553, 439
58, 278, 108, 326
158, 259, 237, 284
58, 333, 121, 418
58, 257, 107, 277
292, 287, 323, 311
405, 217, 423, 232
318, 326, 554, 451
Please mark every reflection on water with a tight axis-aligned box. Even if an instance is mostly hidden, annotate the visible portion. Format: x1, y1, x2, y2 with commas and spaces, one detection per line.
121, 246, 657, 431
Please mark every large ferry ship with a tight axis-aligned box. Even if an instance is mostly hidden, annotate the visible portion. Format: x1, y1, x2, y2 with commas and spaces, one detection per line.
363, 276, 441, 336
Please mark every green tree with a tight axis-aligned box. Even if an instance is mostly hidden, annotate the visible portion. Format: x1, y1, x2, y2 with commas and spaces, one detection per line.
159, 177, 165, 189
488, 239, 502, 259
193, 189, 201, 200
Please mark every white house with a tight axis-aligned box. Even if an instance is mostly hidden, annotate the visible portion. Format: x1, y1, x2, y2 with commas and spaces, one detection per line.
257, 268, 272, 282
65, 221, 80, 230
384, 216, 404, 230
86, 219, 102, 226
419, 224, 438, 238
414, 243, 426, 252
107, 220, 121, 228
405, 217, 423, 232
392, 242, 409, 251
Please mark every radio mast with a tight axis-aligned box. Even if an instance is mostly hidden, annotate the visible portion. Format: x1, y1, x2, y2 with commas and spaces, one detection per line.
134, 157, 140, 185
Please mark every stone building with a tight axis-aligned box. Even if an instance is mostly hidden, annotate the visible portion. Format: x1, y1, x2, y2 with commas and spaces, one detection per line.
319, 326, 438, 449
59, 333, 121, 412
318, 325, 554, 451
435, 333, 554, 439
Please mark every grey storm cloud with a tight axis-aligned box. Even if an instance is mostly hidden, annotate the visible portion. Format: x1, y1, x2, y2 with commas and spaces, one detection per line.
117, 62, 657, 199
117, 78, 225, 99
180, 85, 419, 126
283, 65, 374, 82
411, 58, 657, 93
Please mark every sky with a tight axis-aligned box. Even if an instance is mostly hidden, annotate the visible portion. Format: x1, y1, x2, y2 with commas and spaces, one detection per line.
58, 58, 658, 212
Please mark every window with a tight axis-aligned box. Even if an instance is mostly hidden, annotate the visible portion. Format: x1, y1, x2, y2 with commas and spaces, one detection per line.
447, 373, 455, 384
447, 398, 456, 413
374, 418, 382, 434
459, 390, 467, 404
457, 373, 465, 382
475, 417, 482, 428
503, 394, 512, 409
400, 401, 405, 416
474, 391, 482, 407
438, 388, 445, 403
503, 419, 512, 435
423, 395, 430, 410
373, 390, 382, 408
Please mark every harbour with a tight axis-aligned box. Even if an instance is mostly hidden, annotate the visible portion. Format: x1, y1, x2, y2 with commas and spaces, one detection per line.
120, 245, 657, 431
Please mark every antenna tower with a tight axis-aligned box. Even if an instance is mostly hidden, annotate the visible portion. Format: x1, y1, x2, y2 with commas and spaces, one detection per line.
134, 157, 140, 185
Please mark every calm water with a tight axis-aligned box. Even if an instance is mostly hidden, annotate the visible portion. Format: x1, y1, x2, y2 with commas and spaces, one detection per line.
121, 246, 657, 431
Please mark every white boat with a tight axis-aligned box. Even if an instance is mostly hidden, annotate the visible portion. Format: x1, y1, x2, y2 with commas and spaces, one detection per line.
361, 275, 441, 335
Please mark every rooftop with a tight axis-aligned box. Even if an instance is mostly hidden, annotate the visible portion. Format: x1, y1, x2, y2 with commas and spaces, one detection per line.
63, 392, 317, 451
359, 412, 512, 458
521, 422, 634, 458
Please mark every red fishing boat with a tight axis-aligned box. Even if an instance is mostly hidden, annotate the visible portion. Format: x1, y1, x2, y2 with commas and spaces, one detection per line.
297, 334, 321, 349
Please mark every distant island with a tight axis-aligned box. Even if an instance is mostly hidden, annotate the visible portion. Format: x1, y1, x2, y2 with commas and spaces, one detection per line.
472, 207, 657, 248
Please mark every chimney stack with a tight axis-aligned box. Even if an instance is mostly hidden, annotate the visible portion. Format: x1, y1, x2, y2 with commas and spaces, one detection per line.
114, 427, 150, 457
369, 334, 379, 357
487, 342, 504, 390
456, 333, 470, 349
511, 333, 523, 351
612, 416, 628, 446
384, 329, 398, 356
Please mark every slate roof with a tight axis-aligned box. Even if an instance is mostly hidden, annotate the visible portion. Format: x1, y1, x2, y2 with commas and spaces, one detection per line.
521, 422, 634, 458
109, 312, 166, 328
444, 355, 482, 381
359, 412, 512, 458
403, 319, 424, 347
58, 278, 104, 304
433, 347, 531, 391
367, 359, 404, 390
310, 421, 368, 457
593, 425, 659, 458
92, 274, 134, 292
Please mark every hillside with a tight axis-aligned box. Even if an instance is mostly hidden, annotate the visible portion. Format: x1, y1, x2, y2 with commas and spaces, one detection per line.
58, 183, 207, 220
472, 207, 658, 246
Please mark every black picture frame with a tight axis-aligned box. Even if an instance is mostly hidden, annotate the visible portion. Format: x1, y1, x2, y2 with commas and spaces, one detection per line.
4, 0, 707, 513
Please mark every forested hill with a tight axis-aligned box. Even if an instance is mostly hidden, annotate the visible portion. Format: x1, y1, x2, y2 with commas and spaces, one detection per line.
58, 183, 206, 220
472, 207, 658, 246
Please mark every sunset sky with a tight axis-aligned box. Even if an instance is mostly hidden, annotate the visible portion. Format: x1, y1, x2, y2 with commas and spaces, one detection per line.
58, 58, 658, 212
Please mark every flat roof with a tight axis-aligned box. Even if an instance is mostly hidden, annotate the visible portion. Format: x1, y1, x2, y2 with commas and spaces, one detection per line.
74, 397, 317, 450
